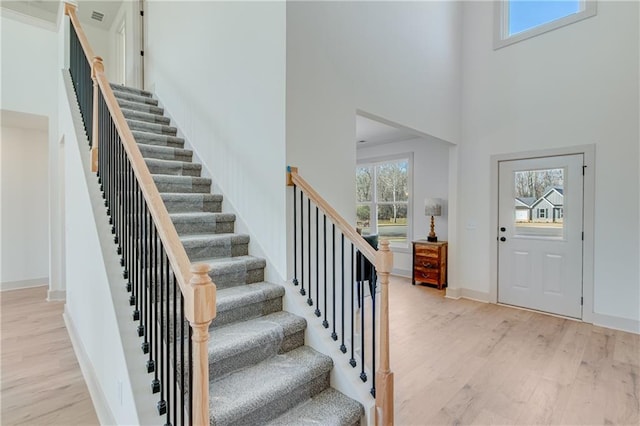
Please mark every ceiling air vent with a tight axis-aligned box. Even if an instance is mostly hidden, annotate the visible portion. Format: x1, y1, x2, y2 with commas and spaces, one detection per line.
91, 11, 104, 22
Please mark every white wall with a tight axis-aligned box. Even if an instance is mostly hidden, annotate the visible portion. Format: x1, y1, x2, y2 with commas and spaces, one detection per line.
81, 22, 114, 81
459, 1, 639, 327
286, 1, 462, 223
356, 138, 451, 276
0, 123, 50, 288
0, 12, 63, 298
144, 0, 287, 280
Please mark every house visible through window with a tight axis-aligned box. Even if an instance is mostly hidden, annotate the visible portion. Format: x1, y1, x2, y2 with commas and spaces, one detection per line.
356, 157, 410, 246
495, 0, 597, 49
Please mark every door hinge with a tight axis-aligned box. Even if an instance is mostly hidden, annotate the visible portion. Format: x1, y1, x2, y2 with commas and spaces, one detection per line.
582, 165, 587, 175
581, 296, 584, 306
140, 10, 144, 17
582, 231, 584, 240
140, 50, 144, 57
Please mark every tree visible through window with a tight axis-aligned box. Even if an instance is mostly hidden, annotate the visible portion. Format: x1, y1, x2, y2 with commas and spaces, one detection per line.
356, 158, 410, 244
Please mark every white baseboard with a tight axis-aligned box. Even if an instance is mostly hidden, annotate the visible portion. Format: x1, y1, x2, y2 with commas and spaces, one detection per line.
47, 289, 66, 301
592, 312, 640, 335
391, 269, 411, 278
445, 287, 490, 303
0, 278, 48, 292
63, 307, 116, 426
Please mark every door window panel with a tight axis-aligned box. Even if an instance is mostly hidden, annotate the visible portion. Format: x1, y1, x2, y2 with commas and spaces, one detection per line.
513, 168, 564, 238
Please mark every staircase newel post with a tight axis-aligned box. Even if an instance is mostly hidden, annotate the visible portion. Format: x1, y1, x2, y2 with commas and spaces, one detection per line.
90, 56, 104, 173
375, 240, 394, 426
186, 263, 216, 426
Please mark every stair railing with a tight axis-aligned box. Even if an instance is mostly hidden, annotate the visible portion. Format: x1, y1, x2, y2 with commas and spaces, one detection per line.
65, 4, 215, 425
287, 166, 394, 425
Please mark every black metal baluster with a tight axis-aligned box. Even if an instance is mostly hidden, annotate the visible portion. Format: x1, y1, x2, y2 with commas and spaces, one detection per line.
304, 197, 310, 300
340, 233, 346, 353
331, 224, 337, 341
314, 206, 320, 317
157, 248, 167, 416
292, 185, 298, 287
360, 255, 367, 383
371, 264, 376, 397
188, 317, 193, 426
139, 203, 147, 339
300, 191, 304, 293
178, 290, 185, 425
322, 215, 328, 328
152, 244, 162, 394
350, 244, 356, 367
172, 274, 179, 425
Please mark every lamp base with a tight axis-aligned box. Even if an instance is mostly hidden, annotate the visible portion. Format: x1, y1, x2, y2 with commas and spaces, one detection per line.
427, 236, 438, 242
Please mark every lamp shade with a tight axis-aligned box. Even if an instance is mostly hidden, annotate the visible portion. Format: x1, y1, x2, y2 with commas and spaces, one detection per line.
424, 198, 442, 216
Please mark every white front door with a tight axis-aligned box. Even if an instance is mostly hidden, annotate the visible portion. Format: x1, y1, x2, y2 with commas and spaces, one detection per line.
498, 154, 584, 318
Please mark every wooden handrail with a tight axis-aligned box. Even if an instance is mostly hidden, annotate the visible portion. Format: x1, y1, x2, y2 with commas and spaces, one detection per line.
287, 167, 377, 265
65, 3, 216, 423
287, 166, 394, 425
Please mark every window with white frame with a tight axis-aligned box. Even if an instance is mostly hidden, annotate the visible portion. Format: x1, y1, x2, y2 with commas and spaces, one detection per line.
356, 156, 411, 247
495, 0, 597, 49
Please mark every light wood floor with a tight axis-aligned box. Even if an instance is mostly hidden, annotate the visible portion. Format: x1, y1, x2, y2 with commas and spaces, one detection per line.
390, 276, 640, 426
2, 282, 638, 426
1, 286, 99, 426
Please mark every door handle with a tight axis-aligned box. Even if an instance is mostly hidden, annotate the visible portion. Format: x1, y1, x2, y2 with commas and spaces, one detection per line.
500, 237, 506, 242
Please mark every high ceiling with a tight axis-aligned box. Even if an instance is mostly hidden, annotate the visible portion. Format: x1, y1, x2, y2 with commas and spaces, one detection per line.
356, 114, 421, 148
1, 0, 123, 30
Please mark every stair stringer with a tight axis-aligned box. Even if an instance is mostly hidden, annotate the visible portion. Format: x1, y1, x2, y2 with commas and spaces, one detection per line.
282, 284, 377, 425
60, 70, 161, 426
148, 90, 286, 285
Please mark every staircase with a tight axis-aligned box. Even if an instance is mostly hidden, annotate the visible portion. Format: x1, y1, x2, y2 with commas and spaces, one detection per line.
110, 84, 364, 425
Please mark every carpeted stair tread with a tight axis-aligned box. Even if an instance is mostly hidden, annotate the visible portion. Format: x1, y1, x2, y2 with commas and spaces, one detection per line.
198, 255, 266, 289
152, 174, 211, 194
209, 346, 333, 426
127, 119, 178, 136
213, 281, 285, 328
122, 108, 171, 125
169, 212, 235, 235
208, 311, 306, 378
113, 90, 159, 106
138, 143, 193, 162
110, 83, 153, 98
117, 99, 164, 116
180, 233, 249, 260
267, 388, 364, 426
132, 130, 185, 148
145, 158, 201, 177
161, 193, 223, 213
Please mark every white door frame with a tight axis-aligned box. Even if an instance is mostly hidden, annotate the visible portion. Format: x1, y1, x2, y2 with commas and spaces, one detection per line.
490, 145, 595, 323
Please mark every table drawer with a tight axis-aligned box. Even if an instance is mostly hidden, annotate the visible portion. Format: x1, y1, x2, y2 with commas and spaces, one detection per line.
414, 245, 440, 257
414, 256, 439, 269
414, 267, 440, 283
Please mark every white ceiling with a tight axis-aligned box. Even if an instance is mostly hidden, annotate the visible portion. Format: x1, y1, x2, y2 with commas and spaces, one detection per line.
356, 114, 420, 148
1, 0, 123, 30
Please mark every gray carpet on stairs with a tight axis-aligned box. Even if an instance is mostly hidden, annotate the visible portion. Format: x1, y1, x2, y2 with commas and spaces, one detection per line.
110, 83, 363, 426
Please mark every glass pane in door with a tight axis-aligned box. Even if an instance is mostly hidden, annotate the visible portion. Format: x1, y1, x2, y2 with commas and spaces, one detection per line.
513, 168, 565, 238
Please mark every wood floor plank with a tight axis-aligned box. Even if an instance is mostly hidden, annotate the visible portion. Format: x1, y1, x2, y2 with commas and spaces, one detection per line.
390, 276, 640, 426
1, 286, 99, 426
